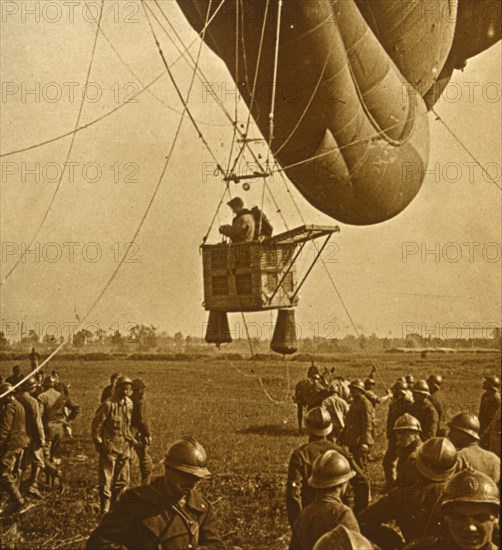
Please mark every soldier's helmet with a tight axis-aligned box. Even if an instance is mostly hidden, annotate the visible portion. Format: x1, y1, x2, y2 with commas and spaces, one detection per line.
447, 412, 480, 441
313, 525, 374, 550
131, 378, 146, 391
427, 374, 443, 390
392, 380, 408, 394
307, 363, 320, 379
349, 379, 366, 393
22, 377, 38, 391
164, 436, 211, 479
393, 413, 422, 432
115, 375, 133, 387
441, 468, 499, 513
304, 407, 332, 437
309, 450, 355, 489
412, 380, 431, 396
483, 375, 501, 391
364, 378, 376, 389
42, 376, 55, 388
0, 382, 13, 398
416, 437, 458, 482
405, 375, 415, 385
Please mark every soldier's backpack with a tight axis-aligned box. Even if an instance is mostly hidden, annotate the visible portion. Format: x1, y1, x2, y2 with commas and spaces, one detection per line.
251, 206, 273, 239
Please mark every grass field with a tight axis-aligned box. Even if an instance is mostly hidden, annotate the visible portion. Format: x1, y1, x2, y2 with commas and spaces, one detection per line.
0, 352, 500, 549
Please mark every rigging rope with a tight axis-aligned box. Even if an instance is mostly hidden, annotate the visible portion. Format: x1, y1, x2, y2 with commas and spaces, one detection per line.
0, 0, 105, 287
0, 0, 214, 400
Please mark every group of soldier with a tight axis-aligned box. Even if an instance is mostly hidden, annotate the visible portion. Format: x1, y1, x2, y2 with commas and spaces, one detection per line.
1, 358, 501, 550
286, 365, 501, 549
0, 363, 79, 515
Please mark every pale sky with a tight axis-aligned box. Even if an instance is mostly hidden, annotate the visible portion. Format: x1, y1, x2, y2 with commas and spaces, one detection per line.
1, 1, 501, 343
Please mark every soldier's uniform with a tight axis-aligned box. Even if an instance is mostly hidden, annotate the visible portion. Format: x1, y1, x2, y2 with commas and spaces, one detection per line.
0, 394, 29, 509
131, 389, 153, 485
38, 384, 68, 463
91, 393, 135, 509
286, 439, 369, 527
428, 391, 447, 436
383, 393, 412, 488
481, 406, 500, 457
479, 390, 501, 434
457, 442, 500, 483
86, 477, 223, 549
17, 389, 46, 493
411, 398, 439, 441
340, 393, 374, 469
290, 495, 360, 550
395, 438, 421, 486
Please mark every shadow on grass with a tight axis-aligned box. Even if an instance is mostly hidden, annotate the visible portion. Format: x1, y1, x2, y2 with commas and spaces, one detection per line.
237, 424, 300, 437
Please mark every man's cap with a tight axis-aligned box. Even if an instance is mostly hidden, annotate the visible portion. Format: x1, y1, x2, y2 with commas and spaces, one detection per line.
227, 196, 244, 208
313, 525, 374, 550
416, 437, 458, 482
42, 376, 55, 388
412, 380, 431, 395
441, 468, 499, 512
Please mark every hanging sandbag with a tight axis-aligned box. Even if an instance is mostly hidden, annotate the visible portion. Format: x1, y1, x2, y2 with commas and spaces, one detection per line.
271, 309, 298, 355
205, 311, 232, 345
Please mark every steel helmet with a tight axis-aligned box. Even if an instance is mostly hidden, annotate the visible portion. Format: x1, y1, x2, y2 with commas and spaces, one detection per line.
405, 375, 415, 385
304, 407, 333, 437
447, 412, 480, 441
483, 375, 500, 390
42, 376, 54, 388
393, 413, 422, 432
0, 382, 13, 397
164, 436, 211, 479
22, 377, 38, 391
412, 380, 431, 396
392, 380, 408, 394
308, 450, 355, 489
307, 364, 320, 378
441, 468, 499, 513
416, 437, 458, 482
313, 525, 374, 550
349, 379, 366, 393
131, 378, 146, 391
427, 374, 443, 390
115, 375, 133, 387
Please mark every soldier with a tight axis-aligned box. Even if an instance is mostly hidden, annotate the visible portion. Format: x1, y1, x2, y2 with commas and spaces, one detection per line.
321, 384, 349, 440
294, 365, 329, 433
100, 372, 119, 403
313, 525, 374, 550
404, 469, 499, 550
286, 407, 369, 528
410, 380, 439, 441
289, 450, 359, 550
393, 413, 422, 486
406, 375, 415, 386
87, 437, 224, 549
447, 412, 500, 483
383, 380, 413, 490
91, 375, 137, 514
17, 377, 48, 498
480, 405, 500, 457
339, 379, 374, 470
219, 196, 255, 243
478, 376, 500, 435
364, 378, 391, 408
0, 383, 31, 515
6, 364, 24, 386
359, 437, 459, 549
427, 375, 446, 436
130, 378, 153, 486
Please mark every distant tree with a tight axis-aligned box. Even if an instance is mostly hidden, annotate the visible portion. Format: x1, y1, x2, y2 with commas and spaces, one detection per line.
43, 333, 58, 345
111, 330, 125, 348
22, 329, 39, 344
95, 328, 107, 344
73, 329, 92, 347
174, 331, 184, 349
129, 324, 157, 350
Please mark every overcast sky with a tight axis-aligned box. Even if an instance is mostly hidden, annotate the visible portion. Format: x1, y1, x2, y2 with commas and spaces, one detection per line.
1, 1, 501, 343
